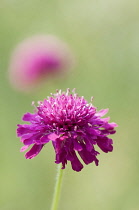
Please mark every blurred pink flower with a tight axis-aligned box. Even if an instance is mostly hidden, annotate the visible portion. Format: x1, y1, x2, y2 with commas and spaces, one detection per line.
9, 35, 74, 92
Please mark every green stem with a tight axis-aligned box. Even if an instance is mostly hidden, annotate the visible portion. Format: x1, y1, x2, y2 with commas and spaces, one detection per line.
51, 164, 64, 210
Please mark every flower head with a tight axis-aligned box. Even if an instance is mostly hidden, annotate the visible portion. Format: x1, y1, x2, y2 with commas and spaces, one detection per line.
17, 89, 117, 172
9, 35, 74, 92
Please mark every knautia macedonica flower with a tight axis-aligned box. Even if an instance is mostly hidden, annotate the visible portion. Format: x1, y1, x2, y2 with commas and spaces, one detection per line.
17, 89, 117, 172
9, 35, 74, 92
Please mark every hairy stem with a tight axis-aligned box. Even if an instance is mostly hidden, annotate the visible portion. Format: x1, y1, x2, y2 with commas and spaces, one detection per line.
51, 164, 64, 210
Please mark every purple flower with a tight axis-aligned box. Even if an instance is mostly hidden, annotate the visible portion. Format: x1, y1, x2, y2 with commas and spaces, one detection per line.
9, 35, 74, 92
17, 89, 117, 172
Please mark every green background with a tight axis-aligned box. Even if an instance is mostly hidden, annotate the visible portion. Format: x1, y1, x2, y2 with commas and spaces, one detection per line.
0, 0, 139, 209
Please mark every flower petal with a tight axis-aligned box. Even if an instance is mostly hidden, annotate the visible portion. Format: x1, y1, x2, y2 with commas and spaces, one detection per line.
96, 109, 109, 117
17, 124, 38, 137
70, 152, 83, 172
22, 112, 37, 122
40, 134, 54, 143
103, 122, 118, 130
73, 139, 82, 151
23, 133, 42, 145
20, 145, 30, 152
25, 144, 43, 159
48, 133, 59, 141
79, 145, 99, 166
97, 137, 113, 153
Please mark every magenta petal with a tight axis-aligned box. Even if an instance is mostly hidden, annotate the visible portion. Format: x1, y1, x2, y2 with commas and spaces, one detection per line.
61, 160, 67, 169
48, 133, 59, 141
87, 128, 100, 136
97, 137, 113, 153
96, 109, 109, 117
79, 146, 99, 165
40, 134, 53, 143
20, 145, 30, 152
55, 149, 67, 165
23, 133, 42, 145
55, 151, 67, 170
71, 152, 83, 172
22, 113, 37, 122
20, 133, 35, 142
84, 138, 93, 151
17, 124, 37, 137
25, 144, 43, 159
73, 139, 82, 151
103, 122, 118, 130
23, 138, 34, 145
41, 133, 59, 144
101, 117, 110, 123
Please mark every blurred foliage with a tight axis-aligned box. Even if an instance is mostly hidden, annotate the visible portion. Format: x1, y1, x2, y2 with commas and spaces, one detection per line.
0, 0, 139, 210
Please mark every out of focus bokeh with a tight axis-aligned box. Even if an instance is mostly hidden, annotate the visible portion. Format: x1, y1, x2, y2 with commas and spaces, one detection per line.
0, 1, 139, 210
